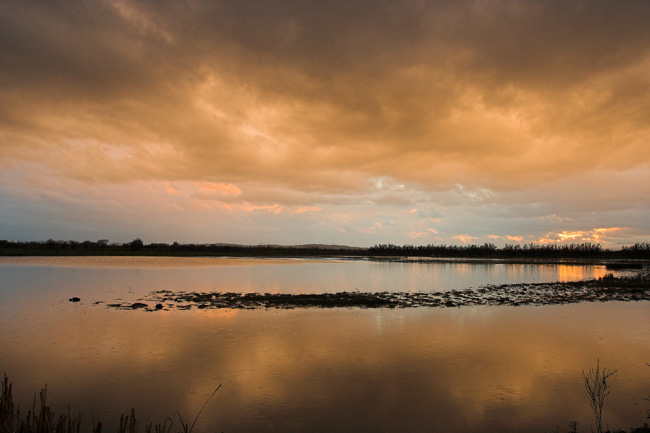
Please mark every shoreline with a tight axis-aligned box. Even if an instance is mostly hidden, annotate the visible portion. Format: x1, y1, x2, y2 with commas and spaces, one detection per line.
2, 240, 649, 262
2, 254, 648, 268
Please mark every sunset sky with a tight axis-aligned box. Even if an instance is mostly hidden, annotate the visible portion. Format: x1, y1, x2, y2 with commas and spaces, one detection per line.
1, 0, 649, 247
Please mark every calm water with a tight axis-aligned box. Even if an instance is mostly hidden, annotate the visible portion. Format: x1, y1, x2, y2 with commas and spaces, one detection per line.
1, 257, 648, 432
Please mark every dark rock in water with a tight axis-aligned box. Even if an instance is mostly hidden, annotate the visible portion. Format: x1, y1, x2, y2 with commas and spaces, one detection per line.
130, 302, 148, 309
69, 297, 81, 302
155, 303, 163, 310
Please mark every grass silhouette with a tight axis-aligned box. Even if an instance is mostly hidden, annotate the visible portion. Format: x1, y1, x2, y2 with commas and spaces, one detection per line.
4, 372, 650, 433
0, 375, 220, 433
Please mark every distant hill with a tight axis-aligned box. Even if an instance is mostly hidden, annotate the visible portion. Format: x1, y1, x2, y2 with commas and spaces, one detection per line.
206, 243, 363, 250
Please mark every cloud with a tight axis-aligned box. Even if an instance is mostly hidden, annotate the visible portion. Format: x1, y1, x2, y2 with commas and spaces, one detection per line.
408, 231, 429, 240
197, 182, 242, 195
536, 227, 625, 245
453, 235, 476, 244
3, 1, 650, 189
292, 206, 323, 214
1, 0, 649, 245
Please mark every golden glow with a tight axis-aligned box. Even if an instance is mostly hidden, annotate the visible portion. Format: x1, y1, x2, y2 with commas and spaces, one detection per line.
453, 235, 476, 244
537, 227, 624, 245
1, 1, 649, 245
558, 231, 588, 241
555, 265, 597, 283
5, 304, 649, 431
198, 182, 242, 195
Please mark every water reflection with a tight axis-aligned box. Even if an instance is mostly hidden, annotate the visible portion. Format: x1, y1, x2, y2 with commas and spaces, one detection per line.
2, 304, 649, 433
0, 258, 647, 432
0, 257, 624, 303
501, 263, 609, 283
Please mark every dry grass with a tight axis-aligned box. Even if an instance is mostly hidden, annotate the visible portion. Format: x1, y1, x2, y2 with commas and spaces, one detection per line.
0, 375, 219, 433
582, 361, 617, 433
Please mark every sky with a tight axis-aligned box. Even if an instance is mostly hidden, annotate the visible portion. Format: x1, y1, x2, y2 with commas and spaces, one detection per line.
1, 0, 650, 248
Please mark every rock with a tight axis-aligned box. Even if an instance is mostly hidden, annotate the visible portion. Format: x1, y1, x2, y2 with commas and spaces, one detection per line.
69, 297, 81, 302
130, 302, 148, 309
155, 303, 163, 310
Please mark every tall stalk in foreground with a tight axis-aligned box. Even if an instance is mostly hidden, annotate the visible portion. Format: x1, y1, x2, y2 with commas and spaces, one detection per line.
582, 360, 617, 433
1, 374, 221, 433
646, 363, 650, 421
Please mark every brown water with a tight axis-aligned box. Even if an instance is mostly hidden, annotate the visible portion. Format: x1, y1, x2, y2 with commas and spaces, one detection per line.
0, 257, 648, 432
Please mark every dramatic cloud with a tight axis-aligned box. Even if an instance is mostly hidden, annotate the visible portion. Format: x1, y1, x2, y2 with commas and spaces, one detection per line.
1, 0, 649, 246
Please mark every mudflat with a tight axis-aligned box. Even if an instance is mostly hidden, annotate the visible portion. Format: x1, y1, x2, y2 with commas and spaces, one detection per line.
99, 272, 650, 311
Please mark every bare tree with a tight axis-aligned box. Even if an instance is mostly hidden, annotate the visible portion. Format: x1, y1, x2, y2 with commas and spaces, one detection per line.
582, 360, 617, 433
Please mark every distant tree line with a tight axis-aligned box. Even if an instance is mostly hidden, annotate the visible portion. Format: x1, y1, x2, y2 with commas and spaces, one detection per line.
0, 239, 364, 257
369, 242, 606, 258
369, 242, 650, 259
1, 239, 649, 259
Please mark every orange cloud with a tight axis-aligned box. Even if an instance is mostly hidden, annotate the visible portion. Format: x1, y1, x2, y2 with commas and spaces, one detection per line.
486, 235, 525, 243
164, 185, 181, 195
592, 227, 622, 243
558, 231, 587, 241
217, 203, 320, 215
291, 206, 323, 214
198, 182, 242, 195
237, 204, 284, 214
3, 1, 650, 195
453, 235, 476, 244
1, 1, 650, 246
538, 227, 624, 245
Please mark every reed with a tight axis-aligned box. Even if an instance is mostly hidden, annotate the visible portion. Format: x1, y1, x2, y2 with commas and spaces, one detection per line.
1, 375, 81, 433
3, 372, 649, 433
0, 375, 220, 433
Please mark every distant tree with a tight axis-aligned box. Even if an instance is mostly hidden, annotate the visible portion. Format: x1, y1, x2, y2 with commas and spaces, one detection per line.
129, 238, 144, 250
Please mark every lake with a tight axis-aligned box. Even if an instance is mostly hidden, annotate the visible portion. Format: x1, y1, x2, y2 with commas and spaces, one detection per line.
1, 257, 648, 432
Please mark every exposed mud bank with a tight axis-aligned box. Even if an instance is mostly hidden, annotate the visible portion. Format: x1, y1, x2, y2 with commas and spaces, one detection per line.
97, 273, 650, 311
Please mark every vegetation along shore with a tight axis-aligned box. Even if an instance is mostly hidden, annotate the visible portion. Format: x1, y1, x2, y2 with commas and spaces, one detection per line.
2, 239, 650, 260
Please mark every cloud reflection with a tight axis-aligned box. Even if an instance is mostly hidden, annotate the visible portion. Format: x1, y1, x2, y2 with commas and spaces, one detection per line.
3, 304, 649, 432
